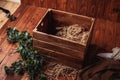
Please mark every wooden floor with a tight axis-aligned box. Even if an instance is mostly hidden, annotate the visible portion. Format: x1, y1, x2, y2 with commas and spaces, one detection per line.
0, 4, 120, 80
0, 0, 20, 28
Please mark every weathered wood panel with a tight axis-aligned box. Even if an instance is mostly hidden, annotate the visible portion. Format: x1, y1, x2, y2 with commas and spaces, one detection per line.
91, 19, 119, 52
56, 0, 67, 11
116, 22, 120, 47
21, 0, 120, 22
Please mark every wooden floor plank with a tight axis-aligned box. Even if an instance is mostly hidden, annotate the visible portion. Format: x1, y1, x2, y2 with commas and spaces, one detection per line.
0, 5, 28, 63
0, 4, 27, 34
3, 4, 28, 28
15, 6, 37, 31
25, 7, 48, 34
0, 53, 21, 80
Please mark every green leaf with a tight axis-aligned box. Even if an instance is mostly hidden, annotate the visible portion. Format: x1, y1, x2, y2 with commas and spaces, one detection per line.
39, 73, 47, 80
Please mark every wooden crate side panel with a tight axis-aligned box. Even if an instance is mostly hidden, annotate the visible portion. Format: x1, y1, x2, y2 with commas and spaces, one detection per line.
33, 31, 86, 52
34, 46, 82, 64
33, 39, 84, 59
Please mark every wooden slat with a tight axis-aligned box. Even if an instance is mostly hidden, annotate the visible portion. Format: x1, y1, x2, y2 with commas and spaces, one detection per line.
76, 0, 88, 15
95, 0, 106, 18
33, 32, 85, 52
92, 18, 119, 52
91, 19, 106, 49
103, 20, 116, 51
56, 0, 67, 11
33, 39, 84, 59
86, 0, 97, 17
34, 46, 82, 67
116, 22, 120, 47
46, 0, 56, 9
105, 0, 120, 22
66, 0, 77, 13
118, 13, 120, 22
39, 0, 47, 7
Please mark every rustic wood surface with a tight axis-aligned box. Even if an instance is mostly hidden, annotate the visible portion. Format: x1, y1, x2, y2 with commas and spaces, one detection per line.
0, 0, 20, 28
21, 0, 120, 22
0, 4, 120, 80
0, 5, 47, 80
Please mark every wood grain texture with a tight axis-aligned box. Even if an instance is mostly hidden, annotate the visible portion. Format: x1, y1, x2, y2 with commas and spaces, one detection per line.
33, 31, 85, 52
116, 22, 120, 47
96, 0, 106, 18
91, 19, 118, 52
66, 0, 77, 13
46, 0, 56, 9
0, 3, 120, 80
56, 0, 67, 11
86, 0, 97, 17
0, 5, 47, 80
21, 0, 120, 22
104, 20, 116, 51
77, 0, 88, 15
33, 39, 84, 59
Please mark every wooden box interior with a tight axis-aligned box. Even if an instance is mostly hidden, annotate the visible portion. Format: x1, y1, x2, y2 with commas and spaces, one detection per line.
36, 9, 94, 45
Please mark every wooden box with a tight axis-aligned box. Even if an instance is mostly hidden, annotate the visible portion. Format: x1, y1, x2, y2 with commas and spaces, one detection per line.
33, 9, 95, 68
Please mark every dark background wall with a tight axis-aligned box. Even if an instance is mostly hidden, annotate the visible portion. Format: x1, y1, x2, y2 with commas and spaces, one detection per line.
21, 0, 120, 22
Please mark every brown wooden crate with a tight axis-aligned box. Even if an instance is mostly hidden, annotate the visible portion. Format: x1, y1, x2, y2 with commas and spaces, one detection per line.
33, 9, 95, 67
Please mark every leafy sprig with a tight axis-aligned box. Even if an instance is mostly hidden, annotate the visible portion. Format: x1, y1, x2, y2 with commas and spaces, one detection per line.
7, 27, 20, 43
4, 27, 47, 80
